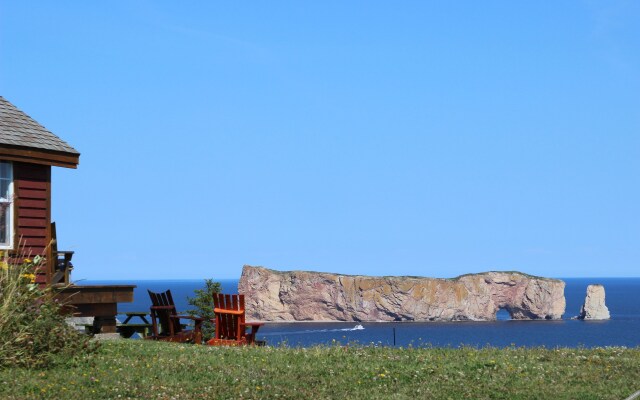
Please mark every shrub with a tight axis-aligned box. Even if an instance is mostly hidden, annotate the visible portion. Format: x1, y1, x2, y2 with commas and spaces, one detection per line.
0, 253, 97, 369
186, 278, 221, 341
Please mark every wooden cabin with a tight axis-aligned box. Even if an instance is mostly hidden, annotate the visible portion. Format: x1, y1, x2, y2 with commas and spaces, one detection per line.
0, 96, 133, 333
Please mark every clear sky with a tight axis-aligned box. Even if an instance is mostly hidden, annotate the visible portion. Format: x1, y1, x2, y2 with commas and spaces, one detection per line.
1, 2, 638, 280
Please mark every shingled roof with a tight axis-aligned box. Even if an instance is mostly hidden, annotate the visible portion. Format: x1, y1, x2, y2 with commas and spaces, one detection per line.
0, 96, 79, 168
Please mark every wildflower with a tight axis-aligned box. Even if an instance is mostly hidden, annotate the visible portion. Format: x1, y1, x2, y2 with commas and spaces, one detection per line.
24, 258, 32, 263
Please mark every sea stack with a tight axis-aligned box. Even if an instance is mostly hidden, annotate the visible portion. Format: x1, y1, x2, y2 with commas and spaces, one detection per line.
239, 266, 566, 322
578, 284, 610, 320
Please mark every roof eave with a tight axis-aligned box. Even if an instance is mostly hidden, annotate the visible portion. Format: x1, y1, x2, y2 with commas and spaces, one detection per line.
0, 144, 80, 169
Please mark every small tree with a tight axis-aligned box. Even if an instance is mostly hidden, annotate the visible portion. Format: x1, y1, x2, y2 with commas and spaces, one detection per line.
186, 279, 221, 341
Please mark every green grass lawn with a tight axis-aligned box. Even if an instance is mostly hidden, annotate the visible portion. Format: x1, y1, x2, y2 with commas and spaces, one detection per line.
1, 340, 638, 399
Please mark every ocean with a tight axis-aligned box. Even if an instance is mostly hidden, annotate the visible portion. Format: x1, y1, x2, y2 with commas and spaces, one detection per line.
83, 278, 640, 348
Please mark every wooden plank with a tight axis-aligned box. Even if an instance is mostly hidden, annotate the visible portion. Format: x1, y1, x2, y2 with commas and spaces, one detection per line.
0, 153, 77, 169
225, 294, 232, 310
118, 323, 151, 328
64, 291, 115, 303
17, 189, 47, 199
17, 199, 47, 209
59, 286, 136, 304
225, 294, 234, 339
69, 303, 118, 317
18, 227, 47, 237
15, 180, 48, 191
158, 291, 169, 306
15, 163, 49, 173
19, 237, 48, 247
15, 246, 47, 255
11, 251, 47, 261
19, 237, 48, 251
15, 172, 48, 182
0, 148, 78, 169
232, 295, 238, 313
15, 170, 48, 182
232, 295, 240, 340
17, 208, 47, 218
93, 316, 118, 334
149, 291, 159, 306
17, 217, 47, 228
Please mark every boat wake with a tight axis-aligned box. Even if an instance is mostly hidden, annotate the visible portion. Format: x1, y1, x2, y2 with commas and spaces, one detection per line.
261, 324, 365, 336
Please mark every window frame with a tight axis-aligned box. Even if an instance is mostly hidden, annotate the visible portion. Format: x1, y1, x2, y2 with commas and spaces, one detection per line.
0, 161, 14, 250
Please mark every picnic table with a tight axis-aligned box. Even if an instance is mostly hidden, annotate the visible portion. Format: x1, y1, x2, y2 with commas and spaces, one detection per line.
117, 312, 152, 338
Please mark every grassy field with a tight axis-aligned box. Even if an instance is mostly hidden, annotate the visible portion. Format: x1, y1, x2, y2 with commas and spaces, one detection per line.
0, 340, 638, 399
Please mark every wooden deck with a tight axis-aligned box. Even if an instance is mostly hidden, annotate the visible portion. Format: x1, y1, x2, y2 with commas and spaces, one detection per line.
56, 284, 136, 333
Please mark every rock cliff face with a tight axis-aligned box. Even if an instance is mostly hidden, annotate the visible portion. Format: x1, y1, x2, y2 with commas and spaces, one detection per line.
577, 284, 610, 320
238, 266, 566, 322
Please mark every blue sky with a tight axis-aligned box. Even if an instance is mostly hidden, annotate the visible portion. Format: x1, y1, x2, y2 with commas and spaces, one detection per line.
1, 2, 638, 279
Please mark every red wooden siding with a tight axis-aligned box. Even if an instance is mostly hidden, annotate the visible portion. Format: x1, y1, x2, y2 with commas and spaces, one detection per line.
13, 162, 51, 283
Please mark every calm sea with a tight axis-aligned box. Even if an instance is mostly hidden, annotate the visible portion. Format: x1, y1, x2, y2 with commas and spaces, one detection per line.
83, 278, 640, 348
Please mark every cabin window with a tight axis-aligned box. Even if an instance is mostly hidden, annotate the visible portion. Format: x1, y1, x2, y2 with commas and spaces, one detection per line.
0, 161, 13, 249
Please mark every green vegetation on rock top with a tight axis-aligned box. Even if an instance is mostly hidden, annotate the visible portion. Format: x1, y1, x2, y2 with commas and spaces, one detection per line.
245, 265, 563, 282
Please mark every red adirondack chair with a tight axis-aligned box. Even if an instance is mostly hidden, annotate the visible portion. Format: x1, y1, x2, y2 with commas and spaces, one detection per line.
146, 289, 204, 344
207, 293, 264, 346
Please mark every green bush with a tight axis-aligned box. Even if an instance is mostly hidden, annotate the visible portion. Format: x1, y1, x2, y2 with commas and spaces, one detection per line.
0, 253, 97, 369
186, 278, 221, 341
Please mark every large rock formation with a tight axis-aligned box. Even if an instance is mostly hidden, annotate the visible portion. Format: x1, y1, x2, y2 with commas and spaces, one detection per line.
238, 266, 566, 322
577, 284, 610, 320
